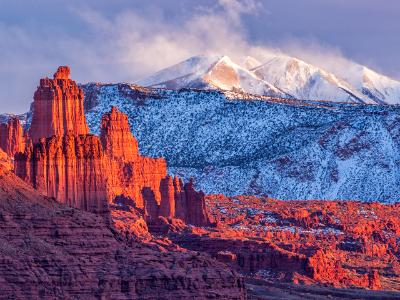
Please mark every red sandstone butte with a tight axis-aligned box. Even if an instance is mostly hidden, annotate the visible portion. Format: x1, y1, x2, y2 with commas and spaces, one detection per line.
0, 117, 25, 157
100, 106, 168, 208
29, 66, 89, 142
14, 67, 210, 226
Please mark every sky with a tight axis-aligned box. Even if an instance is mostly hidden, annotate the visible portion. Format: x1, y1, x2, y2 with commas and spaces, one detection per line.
1, 0, 400, 113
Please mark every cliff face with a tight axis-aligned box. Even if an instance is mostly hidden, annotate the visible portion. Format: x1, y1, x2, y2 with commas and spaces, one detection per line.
100, 106, 168, 209
15, 133, 108, 213
100, 106, 139, 161
143, 175, 210, 226
29, 66, 89, 142
14, 67, 210, 225
0, 117, 25, 157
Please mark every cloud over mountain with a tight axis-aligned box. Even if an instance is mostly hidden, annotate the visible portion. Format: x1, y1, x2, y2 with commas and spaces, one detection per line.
1, 0, 399, 113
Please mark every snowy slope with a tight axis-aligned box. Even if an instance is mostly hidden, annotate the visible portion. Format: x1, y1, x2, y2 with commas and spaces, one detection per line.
339, 64, 400, 105
138, 55, 288, 98
82, 83, 400, 203
252, 55, 375, 104
139, 54, 400, 105
241, 56, 262, 70
138, 55, 220, 89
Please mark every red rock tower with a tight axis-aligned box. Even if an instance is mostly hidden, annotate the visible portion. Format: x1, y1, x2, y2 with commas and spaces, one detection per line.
0, 117, 25, 157
29, 66, 89, 142
100, 106, 139, 161
159, 176, 176, 218
16, 67, 210, 224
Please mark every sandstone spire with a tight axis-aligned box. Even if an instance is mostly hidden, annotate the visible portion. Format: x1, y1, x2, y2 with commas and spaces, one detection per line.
16, 68, 210, 225
159, 176, 176, 218
100, 106, 139, 161
0, 117, 25, 157
29, 66, 89, 142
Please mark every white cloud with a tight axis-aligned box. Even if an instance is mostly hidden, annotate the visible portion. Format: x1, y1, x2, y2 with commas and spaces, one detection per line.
0, 0, 395, 113
217, 0, 262, 22
71, 0, 261, 81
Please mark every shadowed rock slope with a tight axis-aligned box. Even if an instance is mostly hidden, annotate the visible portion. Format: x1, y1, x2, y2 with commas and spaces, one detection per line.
0, 152, 245, 299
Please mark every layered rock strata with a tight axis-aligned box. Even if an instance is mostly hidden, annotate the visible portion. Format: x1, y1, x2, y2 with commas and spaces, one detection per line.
15, 133, 108, 212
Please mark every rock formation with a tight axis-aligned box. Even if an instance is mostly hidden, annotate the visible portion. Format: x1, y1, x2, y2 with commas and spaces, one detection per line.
29, 66, 89, 142
0, 148, 12, 172
14, 67, 210, 225
100, 106, 168, 208
0, 161, 246, 299
100, 106, 139, 161
170, 195, 400, 291
147, 176, 210, 227
0, 117, 25, 157
159, 176, 176, 218
15, 133, 108, 213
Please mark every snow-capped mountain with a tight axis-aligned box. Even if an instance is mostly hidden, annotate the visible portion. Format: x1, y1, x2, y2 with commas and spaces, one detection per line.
138, 54, 400, 105
340, 64, 400, 105
251, 55, 374, 104
137, 55, 287, 98
81, 83, 400, 203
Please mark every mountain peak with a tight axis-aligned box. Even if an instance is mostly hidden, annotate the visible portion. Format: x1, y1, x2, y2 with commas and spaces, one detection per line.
136, 53, 400, 105
137, 54, 286, 98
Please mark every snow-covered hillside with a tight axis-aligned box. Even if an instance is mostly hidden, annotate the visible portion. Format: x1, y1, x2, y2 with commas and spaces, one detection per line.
138, 54, 400, 105
82, 83, 400, 203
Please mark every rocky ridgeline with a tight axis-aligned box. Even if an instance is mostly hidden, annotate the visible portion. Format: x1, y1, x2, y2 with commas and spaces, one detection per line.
3, 66, 209, 226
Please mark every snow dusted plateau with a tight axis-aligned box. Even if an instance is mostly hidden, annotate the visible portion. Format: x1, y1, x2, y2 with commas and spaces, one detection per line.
81, 84, 400, 203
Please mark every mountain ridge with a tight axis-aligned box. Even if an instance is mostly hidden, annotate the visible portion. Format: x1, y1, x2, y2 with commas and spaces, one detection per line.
138, 53, 400, 105
80, 83, 400, 203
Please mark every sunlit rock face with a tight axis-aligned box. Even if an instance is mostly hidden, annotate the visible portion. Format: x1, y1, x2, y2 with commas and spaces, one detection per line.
0, 116, 25, 157
99, 106, 168, 209
100, 106, 139, 161
29, 66, 89, 142
13, 67, 210, 225
15, 133, 108, 212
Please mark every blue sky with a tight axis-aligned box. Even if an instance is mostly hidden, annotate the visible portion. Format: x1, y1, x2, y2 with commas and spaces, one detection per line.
1, 0, 399, 113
